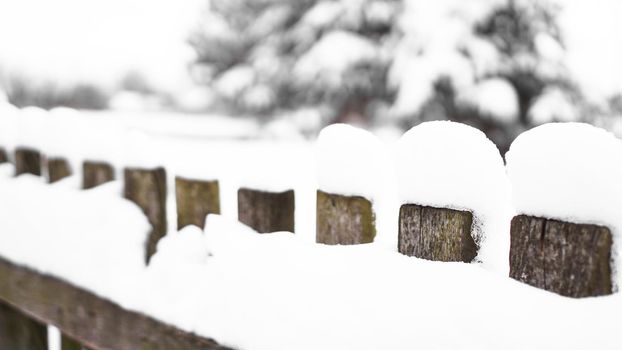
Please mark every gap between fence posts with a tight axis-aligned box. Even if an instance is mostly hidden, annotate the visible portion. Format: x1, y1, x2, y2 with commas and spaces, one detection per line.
0, 301, 47, 350
124, 167, 167, 262
15, 148, 41, 176
175, 177, 220, 230
316, 190, 375, 244
238, 188, 295, 233
82, 161, 115, 189
509, 215, 612, 298
398, 204, 476, 262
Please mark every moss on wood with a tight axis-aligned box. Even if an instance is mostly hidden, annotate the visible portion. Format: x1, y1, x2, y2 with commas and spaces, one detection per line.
0, 301, 48, 350
399, 204, 476, 262
510, 215, 612, 298
238, 188, 295, 233
124, 167, 167, 262
47, 158, 72, 183
15, 148, 41, 176
316, 190, 375, 244
176, 177, 220, 230
82, 161, 114, 189
61, 334, 86, 350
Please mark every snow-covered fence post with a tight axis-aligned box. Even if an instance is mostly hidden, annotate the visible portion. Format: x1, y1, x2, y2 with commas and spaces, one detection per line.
506, 124, 617, 298
0, 149, 7, 163
396, 122, 511, 265
14, 148, 42, 176
238, 188, 295, 233
316, 124, 385, 245
175, 177, 220, 229
47, 158, 72, 183
124, 167, 167, 262
0, 301, 48, 350
82, 161, 115, 189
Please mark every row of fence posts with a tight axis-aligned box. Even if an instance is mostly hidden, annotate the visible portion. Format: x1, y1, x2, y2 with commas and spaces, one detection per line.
0, 144, 615, 349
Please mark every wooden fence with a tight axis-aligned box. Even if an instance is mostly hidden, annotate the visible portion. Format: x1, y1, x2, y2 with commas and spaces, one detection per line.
0, 145, 616, 349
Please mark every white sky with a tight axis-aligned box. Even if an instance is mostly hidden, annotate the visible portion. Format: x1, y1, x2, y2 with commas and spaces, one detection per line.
0, 0, 205, 92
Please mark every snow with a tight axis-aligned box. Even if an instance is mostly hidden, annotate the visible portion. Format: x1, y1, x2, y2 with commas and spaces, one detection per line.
0, 172, 621, 350
396, 121, 513, 272
457, 79, 519, 123
295, 31, 379, 81
316, 124, 388, 200
214, 65, 256, 99
506, 122, 622, 287
528, 88, 577, 124
301, 1, 344, 29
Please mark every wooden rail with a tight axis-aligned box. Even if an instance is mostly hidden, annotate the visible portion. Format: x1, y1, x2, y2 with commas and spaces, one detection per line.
0, 257, 231, 350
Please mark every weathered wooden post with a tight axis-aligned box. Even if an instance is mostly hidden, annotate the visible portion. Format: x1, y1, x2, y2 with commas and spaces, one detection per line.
124, 167, 167, 262
0, 301, 48, 350
15, 147, 41, 176
395, 121, 511, 265
509, 215, 612, 298
238, 188, 294, 233
82, 161, 115, 189
61, 333, 90, 350
316, 190, 375, 244
0, 148, 7, 163
175, 177, 220, 230
505, 123, 620, 298
47, 157, 72, 183
398, 205, 476, 262
315, 124, 382, 245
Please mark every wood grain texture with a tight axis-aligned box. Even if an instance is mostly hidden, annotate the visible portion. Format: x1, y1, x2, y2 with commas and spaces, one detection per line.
0, 257, 230, 350
316, 190, 375, 244
62, 334, 86, 350
0, 148, 7, 163
82, 162, 115, 189
238, 188, 294, 233
509, 215, 612, 298
47, 157, 72, 183
124, 167, 167, 262
398, 204, 476, 262
15, 148, 41, 176
175, 177, 220, 230
0, 301, 47, 350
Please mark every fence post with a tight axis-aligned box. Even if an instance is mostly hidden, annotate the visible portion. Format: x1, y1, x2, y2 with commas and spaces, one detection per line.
15, 148, 41, 176
509, 215, 612, 298
175, 177, 220, 230
316, 190, 375, 244
0, 148, 7, 163
398, 204, 477, 262
47, 158, 72, 183
124, 167, 167, 262
61, 333, 89, 350
82, 161, 115, 189
238, 188, 294, 233
0, 301, 48, 350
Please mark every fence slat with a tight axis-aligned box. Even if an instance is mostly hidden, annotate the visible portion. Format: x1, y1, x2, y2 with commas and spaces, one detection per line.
82, 161, 115, 189
0, 148, 7, 163
47, 158, 72, 183
238, 188, 294, 233
509, 215, 612, 298
0, 257, 228, 350
398, 204, 476, 262
15, 148, 41, 176
124, 167, 167, 262
0, 301, 48, 350
316, 190, 375, 244
175, 177, 220, 230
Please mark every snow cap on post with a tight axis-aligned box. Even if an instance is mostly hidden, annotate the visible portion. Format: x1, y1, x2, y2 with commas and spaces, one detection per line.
506, 123, 622, 296
316, 124, 385, 245
396, 121, 511, 269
